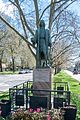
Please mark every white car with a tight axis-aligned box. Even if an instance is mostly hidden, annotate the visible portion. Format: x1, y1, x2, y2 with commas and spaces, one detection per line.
19, 69, 30, 74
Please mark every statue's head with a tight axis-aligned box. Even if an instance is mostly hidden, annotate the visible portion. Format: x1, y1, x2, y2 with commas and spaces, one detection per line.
39, 20, 45, 28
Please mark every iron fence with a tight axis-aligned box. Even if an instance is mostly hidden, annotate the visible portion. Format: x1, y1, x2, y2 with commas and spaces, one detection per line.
9, 81, 70, 111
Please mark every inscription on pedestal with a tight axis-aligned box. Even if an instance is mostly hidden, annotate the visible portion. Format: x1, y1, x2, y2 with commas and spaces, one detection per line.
33, 68, 51, 82
33, 68, 51, 92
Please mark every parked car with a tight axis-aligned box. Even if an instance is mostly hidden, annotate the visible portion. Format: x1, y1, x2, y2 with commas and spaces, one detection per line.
19, 69, 30, 74
73, 68, 78, 74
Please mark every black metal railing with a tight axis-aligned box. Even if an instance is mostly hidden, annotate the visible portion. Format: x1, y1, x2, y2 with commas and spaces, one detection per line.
8, 81, 70, 111
0, 80, 70, 118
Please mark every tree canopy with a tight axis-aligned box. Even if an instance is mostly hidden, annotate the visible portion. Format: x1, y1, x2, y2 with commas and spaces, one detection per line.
0, 0, 80, 69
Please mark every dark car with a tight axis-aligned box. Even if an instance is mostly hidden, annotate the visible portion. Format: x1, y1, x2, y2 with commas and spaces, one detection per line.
73, 68, 78, 74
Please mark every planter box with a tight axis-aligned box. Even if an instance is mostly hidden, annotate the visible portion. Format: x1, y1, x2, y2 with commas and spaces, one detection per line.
0, 100, 11, 118
62, 105, 77, 120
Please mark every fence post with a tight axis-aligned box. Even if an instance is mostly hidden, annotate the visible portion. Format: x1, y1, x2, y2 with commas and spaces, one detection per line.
67, 91, 70, 105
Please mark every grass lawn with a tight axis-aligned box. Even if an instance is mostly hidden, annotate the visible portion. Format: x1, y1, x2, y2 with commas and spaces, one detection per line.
53, 70, 80, 94
53, 70, 80, 119
0, 71, 18, 75
0, 92, 9, 100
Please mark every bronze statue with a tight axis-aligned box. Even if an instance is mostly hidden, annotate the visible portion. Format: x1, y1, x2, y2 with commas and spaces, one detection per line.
31, 20, 51, 68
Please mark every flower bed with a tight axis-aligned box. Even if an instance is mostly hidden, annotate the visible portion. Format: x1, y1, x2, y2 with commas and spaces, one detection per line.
10, 108, 64, 120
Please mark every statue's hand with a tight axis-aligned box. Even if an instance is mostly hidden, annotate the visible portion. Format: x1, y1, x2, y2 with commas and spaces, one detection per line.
31, 38, 35, 45
49, 43, 51, 47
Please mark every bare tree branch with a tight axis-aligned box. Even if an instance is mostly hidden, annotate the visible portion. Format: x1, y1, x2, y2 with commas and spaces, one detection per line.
0, 16, 35, 48
33, 0, 39, 28
52, 0, 76, 23
9, 0, 17, 7
10, 0, 34, 36
9, 0, 36, 57
49, 0, 55, 30
53, 43, 72, 61
39, 0, 61, 20
15, 0, 28, 39
27, 44, 36, 58
39, 3, 51, 20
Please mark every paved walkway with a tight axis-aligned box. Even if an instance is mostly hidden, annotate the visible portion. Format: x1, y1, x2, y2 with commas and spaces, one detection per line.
0, 73, 33, 92
64, 70, 80, 82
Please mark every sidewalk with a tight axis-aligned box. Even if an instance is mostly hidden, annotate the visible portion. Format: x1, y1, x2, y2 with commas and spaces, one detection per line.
64, 70, 80, 82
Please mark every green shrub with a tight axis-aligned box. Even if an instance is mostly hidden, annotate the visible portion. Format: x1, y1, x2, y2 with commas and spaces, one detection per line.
71, 93, 80, 119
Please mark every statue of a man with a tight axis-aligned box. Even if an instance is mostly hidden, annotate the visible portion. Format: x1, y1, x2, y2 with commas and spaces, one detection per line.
31, 20, 51, 68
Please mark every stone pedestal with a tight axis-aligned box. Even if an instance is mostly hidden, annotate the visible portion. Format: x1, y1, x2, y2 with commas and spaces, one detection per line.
33, 68, 51, 108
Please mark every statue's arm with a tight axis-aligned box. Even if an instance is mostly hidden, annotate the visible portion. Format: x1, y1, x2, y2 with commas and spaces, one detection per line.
31, 30, 37, 45
31, 38, 35, 45
34, 30, 38, 44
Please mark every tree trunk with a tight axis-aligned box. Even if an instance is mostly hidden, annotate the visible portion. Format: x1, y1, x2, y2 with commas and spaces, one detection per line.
54, 67, 57, 75
21, 58, 24, 69
54, 66, 61, 74
0, 59, 3, 72
12, 57, 15, 72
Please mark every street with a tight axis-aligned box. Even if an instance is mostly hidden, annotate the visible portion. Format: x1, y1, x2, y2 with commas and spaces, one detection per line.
0, 70, 80, 92
0, 73, 33, 92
